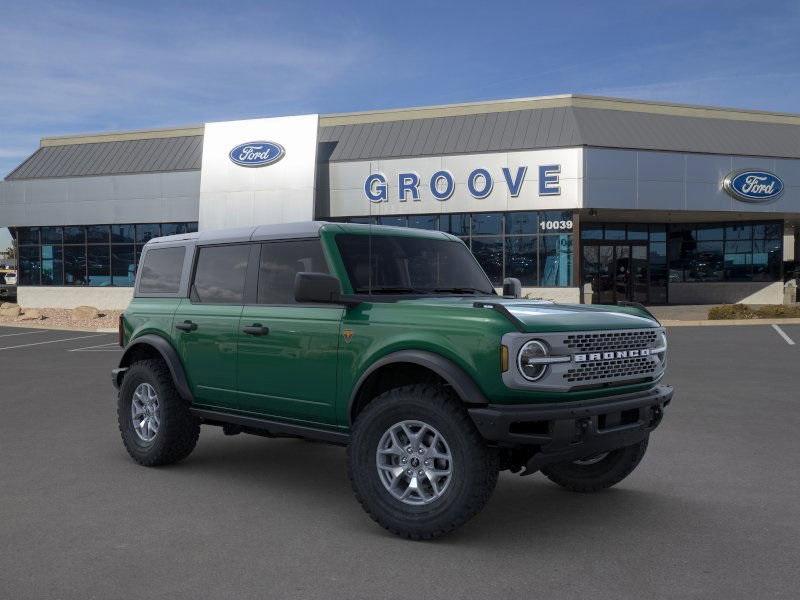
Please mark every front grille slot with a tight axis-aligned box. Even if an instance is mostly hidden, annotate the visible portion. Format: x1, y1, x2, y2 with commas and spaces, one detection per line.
563, 330, 658, 353
564, 356, 657, 383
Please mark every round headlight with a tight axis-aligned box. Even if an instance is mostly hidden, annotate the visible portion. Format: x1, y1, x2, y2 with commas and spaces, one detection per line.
517, 340, 549, 381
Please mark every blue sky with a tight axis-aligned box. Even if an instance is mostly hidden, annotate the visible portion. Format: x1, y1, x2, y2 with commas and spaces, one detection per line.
1, 0, 799, 250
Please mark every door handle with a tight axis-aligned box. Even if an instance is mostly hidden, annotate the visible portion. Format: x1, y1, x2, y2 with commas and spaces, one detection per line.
175, 320, 198, 332
242, 324, 269, 336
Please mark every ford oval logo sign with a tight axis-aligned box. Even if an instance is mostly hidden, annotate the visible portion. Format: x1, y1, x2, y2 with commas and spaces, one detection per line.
229, 141, 285, 167
723, 169, 784, 203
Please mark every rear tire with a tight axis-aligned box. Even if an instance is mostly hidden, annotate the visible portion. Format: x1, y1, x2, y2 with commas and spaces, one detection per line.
348, 384, 498, 540
117, 358, 200, 466
541, 437, 649, 493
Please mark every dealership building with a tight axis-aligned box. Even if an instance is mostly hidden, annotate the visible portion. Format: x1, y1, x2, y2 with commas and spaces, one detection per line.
1, 93, 799, 309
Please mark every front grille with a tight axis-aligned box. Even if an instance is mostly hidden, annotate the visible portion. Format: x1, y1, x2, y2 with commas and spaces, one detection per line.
563, 330, 658, 353
563, 356, 657, 384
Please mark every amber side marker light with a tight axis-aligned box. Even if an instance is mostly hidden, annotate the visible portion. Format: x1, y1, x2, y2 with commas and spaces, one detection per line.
500, 345, 509, 372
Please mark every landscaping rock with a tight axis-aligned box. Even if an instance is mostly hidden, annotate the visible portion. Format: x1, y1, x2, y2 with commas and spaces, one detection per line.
17, 309, 43, 321
0, 302, 18, 309
72, 305, 100, 320
0, 305, 22, 317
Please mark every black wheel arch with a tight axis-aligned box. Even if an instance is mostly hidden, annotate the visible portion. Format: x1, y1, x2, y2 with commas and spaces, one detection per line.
115, 334, 193, 404
348, 350, 489, 424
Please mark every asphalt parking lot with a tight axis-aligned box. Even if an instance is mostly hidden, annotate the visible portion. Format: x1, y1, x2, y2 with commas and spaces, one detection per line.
1, 324, 798, 599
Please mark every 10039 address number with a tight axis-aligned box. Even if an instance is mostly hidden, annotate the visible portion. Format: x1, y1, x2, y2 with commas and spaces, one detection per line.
539, 220, 573, 232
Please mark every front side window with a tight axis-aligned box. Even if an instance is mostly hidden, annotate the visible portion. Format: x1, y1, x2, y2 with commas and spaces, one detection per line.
139, 246, 186, 294
335, 234, 494, 295
191, 245, 249, 304
258, 240, 329, 304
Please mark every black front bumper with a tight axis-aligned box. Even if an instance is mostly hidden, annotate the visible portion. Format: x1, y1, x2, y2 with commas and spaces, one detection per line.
468, 384, 673, 471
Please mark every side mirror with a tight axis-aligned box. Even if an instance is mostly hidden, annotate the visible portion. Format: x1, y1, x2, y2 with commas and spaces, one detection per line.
502, 277, 522, 299
295, 272, 343, 303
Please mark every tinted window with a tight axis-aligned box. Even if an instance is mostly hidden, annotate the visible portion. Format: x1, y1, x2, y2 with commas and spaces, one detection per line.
17, 227, 40, 245
471, 213, 503, 235
506, 212, 537, 235
162, 223, 191, 236
139, 246, 186, 294
87, 245, 111, 286
63, 226, 85, 244
258, 240, 329, 304
112, 245, 136, 286
19, 246, 40, 285
41, 244, 63, 285
335, 234, 494, 295
111, 224, 135, 244
471, 237, 503, 286
438, 214, 469, 237
41, 227, 63, 244
64, 246, 87, 285
191, 245, 249, 304
408, 215, 438, 230
86, 225, 109, 243
379, 216, 407, 227
136, 224, 161, 244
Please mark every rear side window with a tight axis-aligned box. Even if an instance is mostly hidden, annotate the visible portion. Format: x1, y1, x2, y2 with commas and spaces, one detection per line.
191, 244, 250, 304
258, 240, 329, 304
138, 246, 186, 294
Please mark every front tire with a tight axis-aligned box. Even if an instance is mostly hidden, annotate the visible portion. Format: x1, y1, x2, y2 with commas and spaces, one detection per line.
348, 384, 498, 540
540, 437, 649, 493
117, 358, 200, 466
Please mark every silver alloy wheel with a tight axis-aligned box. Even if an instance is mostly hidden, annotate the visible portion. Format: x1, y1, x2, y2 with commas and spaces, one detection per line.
376, 420, 453, 506
131, 382, 160, 442
573, 452, 610, 466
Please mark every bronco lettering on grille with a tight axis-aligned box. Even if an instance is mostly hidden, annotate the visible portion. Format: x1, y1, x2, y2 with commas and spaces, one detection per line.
574, 348, 651, 362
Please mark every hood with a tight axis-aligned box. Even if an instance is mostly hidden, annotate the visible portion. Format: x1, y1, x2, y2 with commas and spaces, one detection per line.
395, 296, 659, 332
500, 301, 658, 332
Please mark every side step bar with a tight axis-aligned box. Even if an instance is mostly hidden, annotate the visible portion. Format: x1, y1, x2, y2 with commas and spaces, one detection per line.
190, 408, 350, 446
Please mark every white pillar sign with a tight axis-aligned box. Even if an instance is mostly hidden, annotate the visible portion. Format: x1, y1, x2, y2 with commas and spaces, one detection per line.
198, 114, 319, 230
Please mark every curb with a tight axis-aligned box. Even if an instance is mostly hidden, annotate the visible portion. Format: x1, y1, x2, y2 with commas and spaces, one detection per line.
661, 318, 800, 327
0, 321, 118, 333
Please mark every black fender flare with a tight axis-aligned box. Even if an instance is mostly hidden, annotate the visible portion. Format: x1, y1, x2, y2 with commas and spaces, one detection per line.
115, 334, 194, 403
348, 349, 489, 422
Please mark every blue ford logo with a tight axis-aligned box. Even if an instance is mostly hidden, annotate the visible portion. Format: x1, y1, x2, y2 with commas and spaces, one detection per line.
723, 169, 784, 203
229, 141, 285, 167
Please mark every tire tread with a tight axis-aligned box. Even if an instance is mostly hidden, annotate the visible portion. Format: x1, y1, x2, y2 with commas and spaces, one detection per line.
541, 438, 649, 493
347, 384, 498, 540
117, 358, 200, 467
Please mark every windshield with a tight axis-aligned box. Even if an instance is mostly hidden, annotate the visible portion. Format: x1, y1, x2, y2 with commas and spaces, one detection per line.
335, 233, 495, 295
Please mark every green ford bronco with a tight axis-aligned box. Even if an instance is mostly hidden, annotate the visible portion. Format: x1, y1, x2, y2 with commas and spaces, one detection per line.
113, 221, 671, 539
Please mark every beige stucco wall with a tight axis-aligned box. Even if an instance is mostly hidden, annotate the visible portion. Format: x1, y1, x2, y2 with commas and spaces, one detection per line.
17, 287, 134, 310
668, 281, 784, 305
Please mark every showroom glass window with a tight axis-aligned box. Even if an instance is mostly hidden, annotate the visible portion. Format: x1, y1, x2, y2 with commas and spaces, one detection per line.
580, 222, 668, 303
13, 222, 198, 286
339, 211, 574, 288
667, 221, 781, 283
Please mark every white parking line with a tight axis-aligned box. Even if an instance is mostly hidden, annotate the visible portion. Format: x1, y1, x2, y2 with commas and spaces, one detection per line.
0, 330, 49, 338
0, 333, 109, 351
70, 348, 122, 352
68, 341, 121, 352
771, 324, 795, 346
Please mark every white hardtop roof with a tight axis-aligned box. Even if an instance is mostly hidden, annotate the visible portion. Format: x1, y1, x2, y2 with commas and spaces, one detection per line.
144, 221, 457, 248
